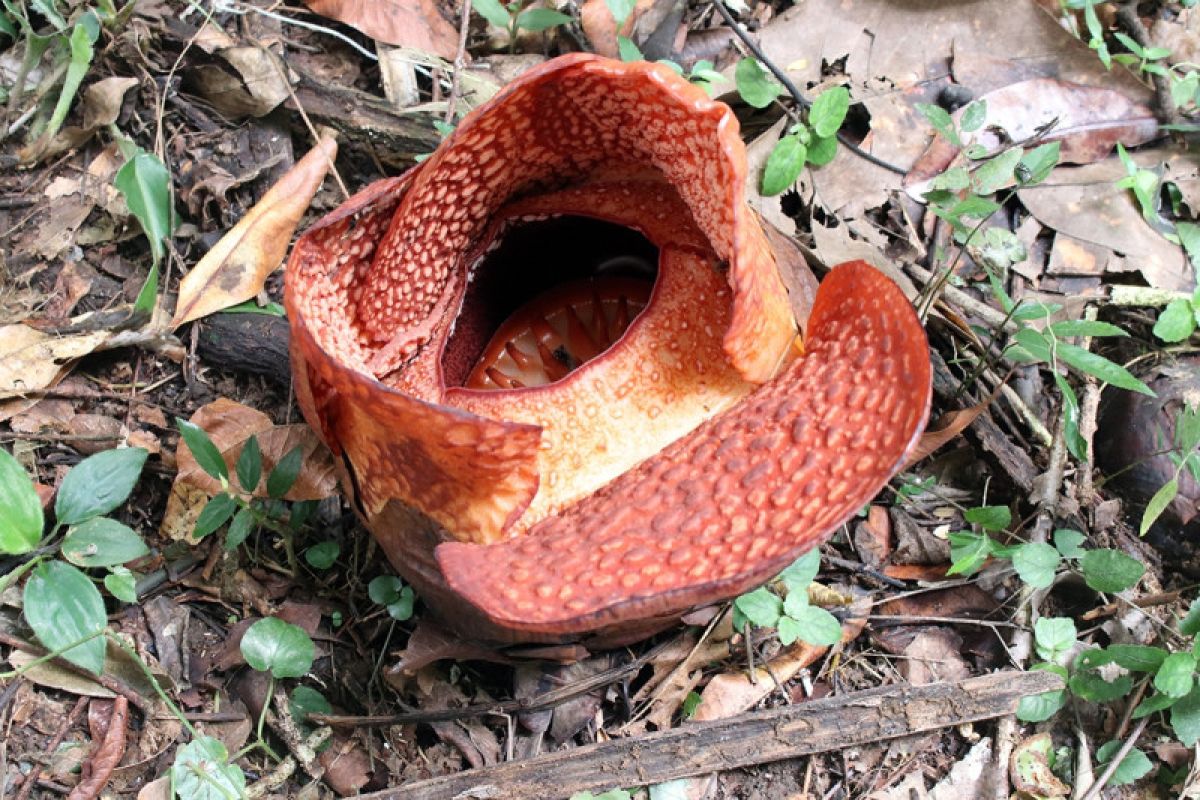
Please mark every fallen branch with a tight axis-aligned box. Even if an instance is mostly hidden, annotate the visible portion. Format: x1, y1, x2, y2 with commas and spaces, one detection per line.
359, 670, 1061, 800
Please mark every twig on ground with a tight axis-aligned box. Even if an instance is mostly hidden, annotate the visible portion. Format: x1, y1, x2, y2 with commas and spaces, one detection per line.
356, 671, 1061, 800
0, 631, 150, 713
14, 696, 88, 800
446, 0, 474, 123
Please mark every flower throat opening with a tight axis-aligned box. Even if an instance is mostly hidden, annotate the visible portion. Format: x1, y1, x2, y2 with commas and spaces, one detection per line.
441, 215, 660, 390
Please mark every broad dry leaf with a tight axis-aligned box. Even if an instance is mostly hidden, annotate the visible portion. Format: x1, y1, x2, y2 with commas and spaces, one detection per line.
172, 134, 338, 327
303, 0, 459, 59
579, 0, 657, 58
173, 398, 337, 500
0, 325, 110, 399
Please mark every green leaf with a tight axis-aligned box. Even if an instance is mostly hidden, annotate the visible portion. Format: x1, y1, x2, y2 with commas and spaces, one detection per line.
1034, 616, 1077, 662
134, 264, 158, 317
735, 58, 781, 109
236, 436, 262, 494
1080, 548, 1145, 593
1180, 597, 1200, 636
104, 566, 138, 603
171, 736, 246, 800
617, 35, 642, 62
916, 103, 960, 147
369, 575, 405, 606
1095, 741, 1153, 785
224, 507, 255, 550
43, 22, 95, 142
760, 134, 806, 196
1152, 297, 1200, 340
681, 691, 702, 718
788, 605, 842, 646
240, 617, 315, 678
472, 0, 511, 27
1053, 529, 1087, 558
114, 151, 173, 266
56, 448, 148, 525
1156, 652, 1197, 699
305, 541, 339, 570
1017, 685, 1066, 722
972, 147, 1023, 195
176, 419, 228, 481
1112, 31, 1144, 57
931, 166, 970, 192
266, 446, 303, 499
959, 100, 987, 133
516, 8, 571, 31
779, 549, 820, 590
776, 614, 802, 645
1141, 478, 1178, 536
1011, 542, 1060, 589
1179, 222, 1200, 263
1016, 142, 1061, 186
733, 587, 783, 628
965, 505, 1010, 531
605, 0, 635, 24
0, 447, 43, 554
1048, 320, 1129, 338
1070, 670, 1133, 702
806, 134, 837, 167
385, 585, 415, 621
947, 531, 992, 576
62, 517, 149, 567
290, 685, 332, 722
1133, 690, 1177, 718
1054, 372, 1088, 461
23, 560, 107, 675
194, 493, 237, 539
1012, 302, 1062, 322
1054, 341, 1154, 396
809, 86, 849, 138
1106, 644, 1167, 672
1173, 685, 1200, 745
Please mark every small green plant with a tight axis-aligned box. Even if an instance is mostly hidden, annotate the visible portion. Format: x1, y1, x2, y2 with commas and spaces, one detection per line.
472, 0, 571, 52
0, 446, 152, 673
947, 506, 1145, 593
607, 5, 724, 96
732, 549, 843, 647
1154, 286, 1200, 343
368, 575, 416, 622
175, 419, 317, 570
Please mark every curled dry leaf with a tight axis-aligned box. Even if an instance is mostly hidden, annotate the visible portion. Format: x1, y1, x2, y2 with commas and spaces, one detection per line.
303, 0, 459, 59
67, 696, 129, 800
580, 0, 657, 58
905, 79, 1161, 196
171, 134, 338, 328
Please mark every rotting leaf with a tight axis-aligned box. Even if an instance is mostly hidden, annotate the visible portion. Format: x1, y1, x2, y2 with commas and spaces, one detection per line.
172, 133, 338, 327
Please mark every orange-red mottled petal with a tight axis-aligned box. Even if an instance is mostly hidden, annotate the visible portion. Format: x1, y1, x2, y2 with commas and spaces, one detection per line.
436, 262, 932, 634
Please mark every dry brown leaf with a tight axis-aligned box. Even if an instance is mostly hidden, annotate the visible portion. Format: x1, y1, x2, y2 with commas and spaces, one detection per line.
172, 133, 338, 327
303, 0, 459, 59
0, 324, 110, 399
580, 0, 656, 58
173, 398, 337, 501
905, 79, 1161, 195
904, 397, 994, 467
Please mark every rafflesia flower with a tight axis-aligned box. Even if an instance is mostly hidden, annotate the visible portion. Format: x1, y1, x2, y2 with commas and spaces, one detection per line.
285, 54, 931, 644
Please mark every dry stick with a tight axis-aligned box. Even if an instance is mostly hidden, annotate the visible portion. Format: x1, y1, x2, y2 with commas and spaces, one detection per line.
1078, 717, 1150, 800
445, 0, 473, 124
356, 671, 1061, 800
13, 695, 88, 800
906, 262, 1015, 332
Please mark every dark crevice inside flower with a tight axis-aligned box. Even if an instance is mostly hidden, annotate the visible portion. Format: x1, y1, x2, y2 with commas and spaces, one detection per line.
442, 215, 660, 390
